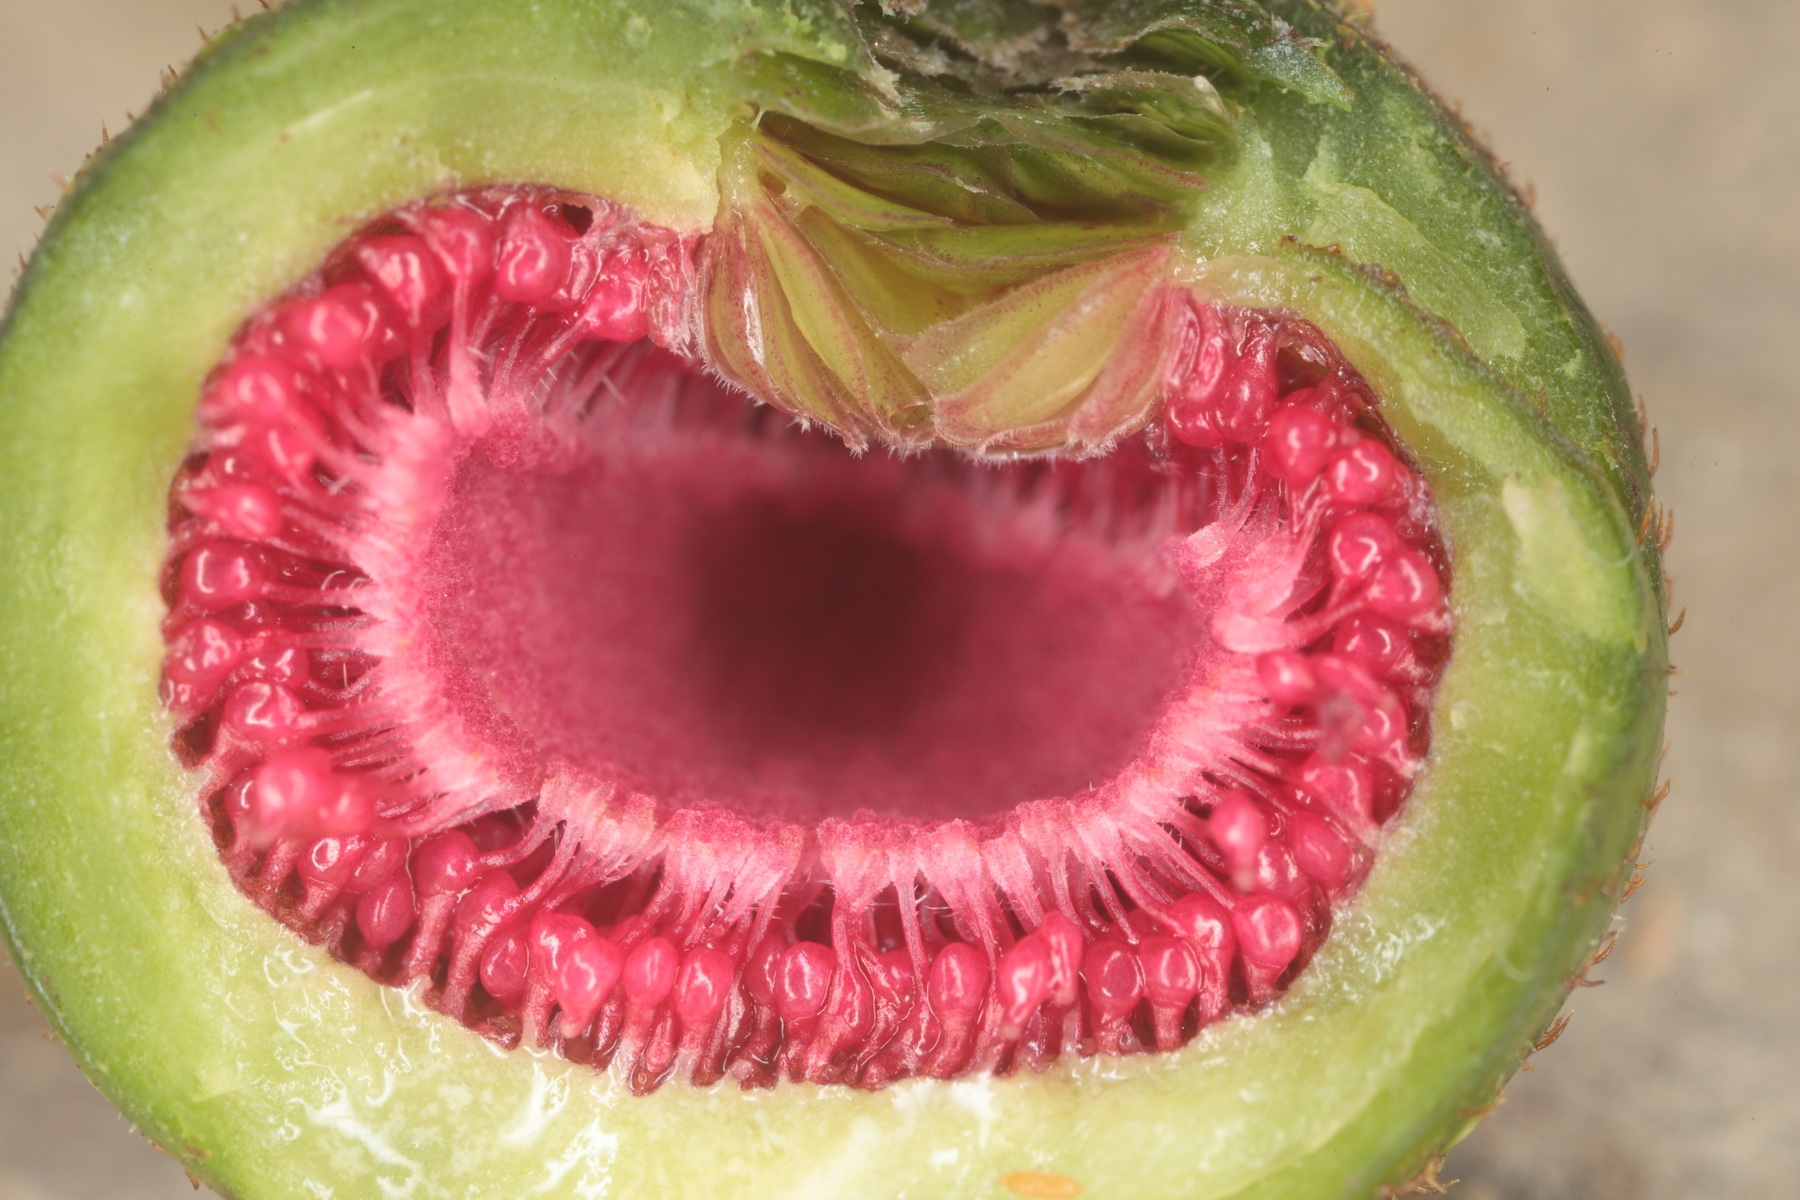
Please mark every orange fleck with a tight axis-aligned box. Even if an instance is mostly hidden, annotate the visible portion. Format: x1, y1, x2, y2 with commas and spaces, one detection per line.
1003, 1170, 1084, 1198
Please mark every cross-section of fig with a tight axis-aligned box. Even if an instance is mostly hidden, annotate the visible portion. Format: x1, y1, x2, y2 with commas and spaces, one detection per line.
0, 2, 1667, 1198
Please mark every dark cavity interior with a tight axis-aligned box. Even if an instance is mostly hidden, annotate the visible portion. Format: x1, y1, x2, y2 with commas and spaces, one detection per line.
422, 352, 1206, 824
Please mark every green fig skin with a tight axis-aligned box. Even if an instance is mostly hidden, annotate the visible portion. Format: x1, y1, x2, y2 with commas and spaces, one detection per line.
0, 1, 1664, 1197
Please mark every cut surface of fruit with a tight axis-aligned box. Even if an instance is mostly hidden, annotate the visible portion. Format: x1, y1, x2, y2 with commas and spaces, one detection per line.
166, 187, 1452, 1092
0, 0, 1666, 1197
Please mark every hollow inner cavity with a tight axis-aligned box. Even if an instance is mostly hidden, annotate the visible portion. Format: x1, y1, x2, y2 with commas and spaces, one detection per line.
422, 380, 1197, 824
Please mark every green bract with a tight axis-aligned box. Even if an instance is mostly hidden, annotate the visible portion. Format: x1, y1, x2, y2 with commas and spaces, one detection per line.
0, 1, 1664, 1197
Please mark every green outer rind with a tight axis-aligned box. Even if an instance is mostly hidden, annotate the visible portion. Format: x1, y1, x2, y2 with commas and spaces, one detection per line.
0, 2, 1663, 1198
1255, 1, 1653, 540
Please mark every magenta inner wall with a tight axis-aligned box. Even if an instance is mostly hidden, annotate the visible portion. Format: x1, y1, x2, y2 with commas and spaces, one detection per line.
420, 411, 1201, 824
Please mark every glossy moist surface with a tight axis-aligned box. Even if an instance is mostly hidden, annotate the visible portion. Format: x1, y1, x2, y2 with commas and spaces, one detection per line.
161, 182, 1454, 1091
0, 1, 1664, 1197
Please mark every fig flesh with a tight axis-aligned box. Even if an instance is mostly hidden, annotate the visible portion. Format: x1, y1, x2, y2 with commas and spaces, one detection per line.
0, 1, 1665, 1197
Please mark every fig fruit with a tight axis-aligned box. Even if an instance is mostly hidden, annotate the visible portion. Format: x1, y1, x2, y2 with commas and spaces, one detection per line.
0, 1, 1666, 1197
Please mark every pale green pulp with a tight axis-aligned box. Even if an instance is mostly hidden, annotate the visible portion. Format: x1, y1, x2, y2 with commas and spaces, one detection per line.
0, 1, 1664, 1197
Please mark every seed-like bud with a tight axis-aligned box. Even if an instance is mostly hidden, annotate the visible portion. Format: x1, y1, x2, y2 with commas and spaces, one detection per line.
775, 942, 836, 1023
494, 206, 573, 306
556, 935, 624, 1038
344, 838, 407, 892
201, 355, 309, 425
223, 681, 307, 745
623, 937, 680, 1010
1263, 397, 1340, 484
1329, 511, 1401, 585
1165, 891, 1236, 1023
182, 484, 284, 540
282, 284, 403, 369
1036, 912, 1085, 1008
1324, 440, 1401, 507
1083, 940, 1145, 1056
995, 935, 1054, 1038
414, 831, 481, 897
180, 542, 264, 610
673, 946, 736, 1031
577, 252, 651, 342
1366, 550, 1443, 622
1333, 614, 1412, 678
355, 235, 450, 330
355, 873, 416, 952
1232, 894, 1304, 1005
162, 618, 244, 712
1288, 812, 1355, 893
1139, 935, 1200, 1050
481, 927, 530, 1003
1209, 791, 1270, 891
1300, 754, 1376, 830
415, 205, 496, 286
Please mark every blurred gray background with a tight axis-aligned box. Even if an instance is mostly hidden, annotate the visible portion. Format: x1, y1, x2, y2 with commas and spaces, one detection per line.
2, 2, 1795, 1197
